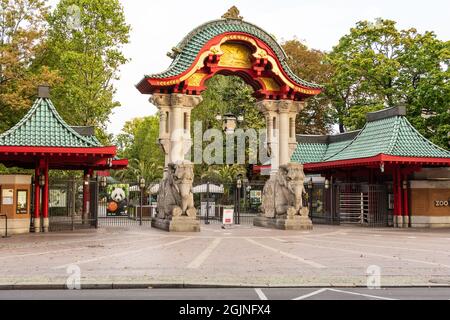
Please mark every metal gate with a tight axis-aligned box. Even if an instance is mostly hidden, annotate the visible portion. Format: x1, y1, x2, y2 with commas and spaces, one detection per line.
336, 183, 388, 227
48, 180, 98, 232
194, 181, 263, 225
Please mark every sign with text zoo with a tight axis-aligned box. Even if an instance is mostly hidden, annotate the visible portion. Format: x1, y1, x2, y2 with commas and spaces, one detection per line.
435, 199, 450, 208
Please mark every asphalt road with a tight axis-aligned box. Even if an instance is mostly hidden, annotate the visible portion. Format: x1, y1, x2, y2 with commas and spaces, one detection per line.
1, 288, 450, 300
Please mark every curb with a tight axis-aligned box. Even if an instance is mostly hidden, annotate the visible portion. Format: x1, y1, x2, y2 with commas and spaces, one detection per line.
1, 283, 450, 290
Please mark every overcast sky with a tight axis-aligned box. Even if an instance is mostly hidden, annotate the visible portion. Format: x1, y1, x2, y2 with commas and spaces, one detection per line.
48, 0, 450, 135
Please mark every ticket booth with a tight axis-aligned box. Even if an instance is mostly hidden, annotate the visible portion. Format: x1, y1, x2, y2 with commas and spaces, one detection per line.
0, 175, 32, 235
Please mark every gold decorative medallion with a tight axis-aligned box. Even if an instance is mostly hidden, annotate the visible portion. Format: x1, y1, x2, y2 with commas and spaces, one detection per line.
218, 43, 253, 69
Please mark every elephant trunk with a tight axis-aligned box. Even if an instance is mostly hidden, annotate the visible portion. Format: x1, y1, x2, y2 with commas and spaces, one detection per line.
288, 183, 304, 213
177, 182, 192, 213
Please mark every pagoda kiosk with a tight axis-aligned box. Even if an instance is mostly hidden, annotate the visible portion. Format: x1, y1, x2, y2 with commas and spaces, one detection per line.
0, 86, 127, 233
290, 106, 450, 228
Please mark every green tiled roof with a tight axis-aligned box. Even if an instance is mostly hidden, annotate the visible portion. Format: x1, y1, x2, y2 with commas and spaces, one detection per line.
292, 107, 450, 164
0, 98, 102, 148
146, 18, 322, 90
291, 141, 327, 164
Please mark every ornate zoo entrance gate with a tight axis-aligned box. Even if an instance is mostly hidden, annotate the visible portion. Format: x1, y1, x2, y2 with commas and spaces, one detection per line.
136, 7, 322, 232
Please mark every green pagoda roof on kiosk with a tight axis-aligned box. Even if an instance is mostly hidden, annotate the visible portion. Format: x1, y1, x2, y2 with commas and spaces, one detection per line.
292, 106, 450, 171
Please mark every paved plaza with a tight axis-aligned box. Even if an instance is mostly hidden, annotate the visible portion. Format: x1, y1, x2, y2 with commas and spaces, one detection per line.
1, 225, 450, 288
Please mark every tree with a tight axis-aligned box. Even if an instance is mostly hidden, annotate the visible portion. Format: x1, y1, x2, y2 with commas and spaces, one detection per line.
282, 39, 334, 134
41, 0, 130, 134
0, 0, 61, 132
114, 115, 164, 182
326, 19, 449, 149
200, 164, 246, 185
192, 75, 265, 132
191, 75, 265, 179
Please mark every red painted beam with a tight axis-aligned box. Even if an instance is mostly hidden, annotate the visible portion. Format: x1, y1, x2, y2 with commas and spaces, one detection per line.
303, 154, 450, 171
0, 146, 117, 155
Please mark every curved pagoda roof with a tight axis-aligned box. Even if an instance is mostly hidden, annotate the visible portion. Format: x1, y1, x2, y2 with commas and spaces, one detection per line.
292, 106, 450, 171
137, 7, 322, 100
0, 98, 102, 148
0, 87, 127, 170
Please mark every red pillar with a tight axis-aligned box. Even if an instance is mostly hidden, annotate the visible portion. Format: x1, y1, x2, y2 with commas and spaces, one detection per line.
42, 160, 49, 232
34, 166, 41, 233
42, 161, 49, 219
396, 167, 403, 227
392, 168, 397, 217
392, 167, 403, 227
403, 171, 409, 228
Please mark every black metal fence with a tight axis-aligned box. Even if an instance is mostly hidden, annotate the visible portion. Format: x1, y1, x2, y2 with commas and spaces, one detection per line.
43, 178, 391, 231
47, 180, 98, 232
193, 181, 265, 225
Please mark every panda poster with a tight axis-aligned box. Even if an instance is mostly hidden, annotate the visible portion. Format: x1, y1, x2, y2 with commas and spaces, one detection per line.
106, 184, 129, 217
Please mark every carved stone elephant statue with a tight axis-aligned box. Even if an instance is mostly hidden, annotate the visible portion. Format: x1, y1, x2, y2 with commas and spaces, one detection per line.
157, 161, 197, 219
261, 163, 306, 219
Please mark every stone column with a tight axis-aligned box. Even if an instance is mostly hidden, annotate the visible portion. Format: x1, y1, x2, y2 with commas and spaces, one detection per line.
151, 93, 203, 167
255, 99, 311, 231
278, 101, 290, 166
151, 93, 203, 233
150, 94, 171, 168
169, 94, 203, 163
257, 100, 306, 170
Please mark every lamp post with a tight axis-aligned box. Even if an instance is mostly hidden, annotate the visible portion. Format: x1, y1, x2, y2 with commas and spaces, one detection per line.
216, 113, 244, 135
324, 179, 330, 223
236, 174, 243, 225
205, 181, 210, 225
139, 177, 146, 226
100, 176, 107, 189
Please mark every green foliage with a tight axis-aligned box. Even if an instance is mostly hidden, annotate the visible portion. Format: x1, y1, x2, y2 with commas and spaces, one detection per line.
192, 75, 264, 131
114, 115, 164, 182
343, 104, 384, 131
191, 75, 265, 179
282, 39, 334, 134
0, 0, 61, 132
326, 19, 449, 149
200, 164, 246, 185
42, 0, 130, 132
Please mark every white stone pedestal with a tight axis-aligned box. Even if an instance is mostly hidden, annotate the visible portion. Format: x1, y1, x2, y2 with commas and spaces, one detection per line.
254, 215, 313, 231
152, 216, 200, 232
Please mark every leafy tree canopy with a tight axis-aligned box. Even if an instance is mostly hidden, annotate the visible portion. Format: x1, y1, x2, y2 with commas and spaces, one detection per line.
282, 39, 334, 134
326, 19, 449, 149
41, 0, 130, 141
0, 0, 61, 132
114, 115, 164, 182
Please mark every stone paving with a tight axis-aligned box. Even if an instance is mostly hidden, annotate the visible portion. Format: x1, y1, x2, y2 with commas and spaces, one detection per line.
1, 225, 450, 287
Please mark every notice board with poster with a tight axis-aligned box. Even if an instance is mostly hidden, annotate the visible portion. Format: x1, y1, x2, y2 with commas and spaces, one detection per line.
2, 189, 13, 206
223, 206, 234, 225
16, 190, 28, 214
